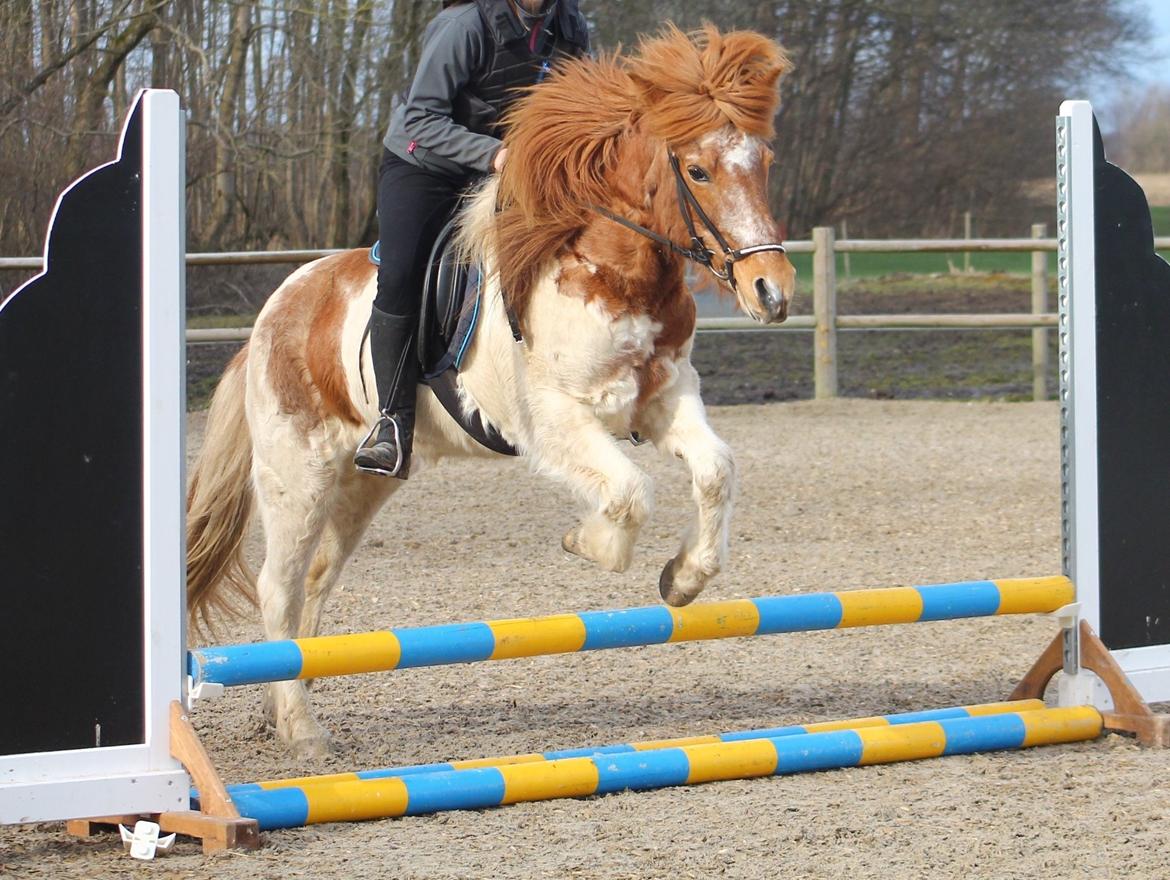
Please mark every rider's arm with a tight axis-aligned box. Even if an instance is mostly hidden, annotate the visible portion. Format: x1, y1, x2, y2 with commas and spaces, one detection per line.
400, 7, 503, 175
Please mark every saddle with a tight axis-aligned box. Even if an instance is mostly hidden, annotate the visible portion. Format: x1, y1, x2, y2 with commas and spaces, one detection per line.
369, 217, 517, 456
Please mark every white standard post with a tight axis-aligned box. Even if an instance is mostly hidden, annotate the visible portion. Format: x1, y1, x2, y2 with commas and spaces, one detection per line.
1057, 100, 1101, 710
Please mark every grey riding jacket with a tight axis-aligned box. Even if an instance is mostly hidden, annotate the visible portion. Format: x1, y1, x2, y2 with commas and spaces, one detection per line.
383, 0, 589, 177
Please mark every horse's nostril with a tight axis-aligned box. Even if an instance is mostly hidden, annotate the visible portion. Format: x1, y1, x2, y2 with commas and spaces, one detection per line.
754, 276, 771, 306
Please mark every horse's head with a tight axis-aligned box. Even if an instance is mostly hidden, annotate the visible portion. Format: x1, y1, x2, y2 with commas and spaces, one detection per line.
491, 25, 795, 324
668, 126, 795, 323
630, 25, 795, 323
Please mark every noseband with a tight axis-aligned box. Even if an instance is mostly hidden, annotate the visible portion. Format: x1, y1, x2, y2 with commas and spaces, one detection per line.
590, 152, 787, 293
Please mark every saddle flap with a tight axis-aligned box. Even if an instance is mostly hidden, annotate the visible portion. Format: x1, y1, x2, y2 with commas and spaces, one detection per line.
419, 216, 471, 373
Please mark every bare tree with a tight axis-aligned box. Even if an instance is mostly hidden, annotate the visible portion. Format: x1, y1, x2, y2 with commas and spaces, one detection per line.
1105, 84, 1170, 172
0, 0, 1152, 264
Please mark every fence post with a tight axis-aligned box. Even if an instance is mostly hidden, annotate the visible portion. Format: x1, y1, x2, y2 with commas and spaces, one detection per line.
839, 219, 851, 279
813, 226, 838, 399
1031, 223, 1048, 401
963, 211, 973, 273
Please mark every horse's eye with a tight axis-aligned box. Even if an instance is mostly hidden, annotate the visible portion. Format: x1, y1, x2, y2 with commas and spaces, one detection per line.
687, 165, 710, 183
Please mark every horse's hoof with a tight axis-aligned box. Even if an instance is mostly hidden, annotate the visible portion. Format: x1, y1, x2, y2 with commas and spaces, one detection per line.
659, 557, 695, 607
562, 528, 585, 559
289, 732, 334, 760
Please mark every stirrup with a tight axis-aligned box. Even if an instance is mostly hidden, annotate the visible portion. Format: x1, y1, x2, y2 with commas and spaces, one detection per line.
354, 415, 406, 477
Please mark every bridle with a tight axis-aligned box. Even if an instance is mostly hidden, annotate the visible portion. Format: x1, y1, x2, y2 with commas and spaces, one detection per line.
590, 152, 787, 293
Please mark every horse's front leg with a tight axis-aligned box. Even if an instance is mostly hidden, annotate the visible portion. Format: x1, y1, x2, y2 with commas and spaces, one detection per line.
639, 362, 736, 606
529, 387, 653, 574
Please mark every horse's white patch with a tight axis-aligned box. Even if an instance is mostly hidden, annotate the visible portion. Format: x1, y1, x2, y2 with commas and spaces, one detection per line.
722, 183, 774, 248
608, 311, 661, 359
699, 129, 764, 172
724, 132, 763, 172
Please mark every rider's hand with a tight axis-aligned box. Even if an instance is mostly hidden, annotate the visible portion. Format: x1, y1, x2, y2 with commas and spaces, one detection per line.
492, 147, 508, 173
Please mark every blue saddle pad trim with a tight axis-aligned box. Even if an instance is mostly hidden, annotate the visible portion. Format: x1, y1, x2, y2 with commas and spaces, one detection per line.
422, 265, 482, 380
372, 237, 481, 379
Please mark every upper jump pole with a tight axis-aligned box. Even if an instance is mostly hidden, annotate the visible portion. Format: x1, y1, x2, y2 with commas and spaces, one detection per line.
189, 576, 1072, 688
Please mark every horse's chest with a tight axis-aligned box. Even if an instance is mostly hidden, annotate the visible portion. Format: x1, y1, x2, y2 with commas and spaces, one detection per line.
528, 273, 688, 419
583, 313, 680, 418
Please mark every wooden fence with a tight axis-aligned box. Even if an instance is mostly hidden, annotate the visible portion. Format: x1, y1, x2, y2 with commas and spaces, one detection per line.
6, 229, 1170, 401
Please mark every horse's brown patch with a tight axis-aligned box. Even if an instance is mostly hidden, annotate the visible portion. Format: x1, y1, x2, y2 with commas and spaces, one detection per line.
306, 250, 369, 427
263, 250, 370, 433
636, 356, 680, 409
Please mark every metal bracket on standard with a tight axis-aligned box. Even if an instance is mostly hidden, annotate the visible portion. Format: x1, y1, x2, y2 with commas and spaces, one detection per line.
66, 702, 260, 854
188, 676, 225, 705
1011, 620, 1170, 748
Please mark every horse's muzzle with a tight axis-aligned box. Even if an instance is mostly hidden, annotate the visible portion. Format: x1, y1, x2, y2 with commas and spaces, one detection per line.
754, 276, 789, 323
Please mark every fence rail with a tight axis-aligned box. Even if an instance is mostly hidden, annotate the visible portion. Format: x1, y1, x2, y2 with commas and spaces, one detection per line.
8, 231, 1170, 400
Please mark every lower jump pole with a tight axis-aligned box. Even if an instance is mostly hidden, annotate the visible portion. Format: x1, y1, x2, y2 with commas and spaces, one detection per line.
189, 576, 1072, 687
219, 706, 1100, 831
223, 699, 1045, 795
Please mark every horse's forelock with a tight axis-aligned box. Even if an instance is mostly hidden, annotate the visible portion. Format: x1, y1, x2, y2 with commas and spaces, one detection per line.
630, 24, 792, 145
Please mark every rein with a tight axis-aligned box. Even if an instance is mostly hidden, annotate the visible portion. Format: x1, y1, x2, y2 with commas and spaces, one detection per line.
590, 152, 787, 293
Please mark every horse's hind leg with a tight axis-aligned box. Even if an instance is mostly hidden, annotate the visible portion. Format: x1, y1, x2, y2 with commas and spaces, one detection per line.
300, 471, 399, 643
252, 448, 336, 757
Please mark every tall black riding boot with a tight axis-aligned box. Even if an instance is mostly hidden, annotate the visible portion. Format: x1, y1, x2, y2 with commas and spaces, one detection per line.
354, 307, 420, 478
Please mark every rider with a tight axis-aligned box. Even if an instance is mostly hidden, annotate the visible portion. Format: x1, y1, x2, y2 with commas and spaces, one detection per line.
354, 0, 590, 478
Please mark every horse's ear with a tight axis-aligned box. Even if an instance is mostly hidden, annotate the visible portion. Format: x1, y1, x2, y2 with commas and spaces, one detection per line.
627, 70, 665, 113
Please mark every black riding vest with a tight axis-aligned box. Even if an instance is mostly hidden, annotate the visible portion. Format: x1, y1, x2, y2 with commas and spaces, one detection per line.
455, 0, 589, 138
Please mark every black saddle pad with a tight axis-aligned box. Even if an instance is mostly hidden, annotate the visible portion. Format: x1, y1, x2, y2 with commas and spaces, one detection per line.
370, 217, 480, 377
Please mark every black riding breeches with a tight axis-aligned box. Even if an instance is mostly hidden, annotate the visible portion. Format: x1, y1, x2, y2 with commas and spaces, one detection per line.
375, 149, 474, 315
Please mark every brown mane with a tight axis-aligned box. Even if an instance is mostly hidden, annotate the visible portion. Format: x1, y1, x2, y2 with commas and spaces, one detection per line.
493, 24, 792, 318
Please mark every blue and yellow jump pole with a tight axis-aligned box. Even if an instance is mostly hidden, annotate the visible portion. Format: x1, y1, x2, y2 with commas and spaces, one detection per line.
189, 576, 1072, 688
215, 704, 1101, 830
224, 700, 1044, 794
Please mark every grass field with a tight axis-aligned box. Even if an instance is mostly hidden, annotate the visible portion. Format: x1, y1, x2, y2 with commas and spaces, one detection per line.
774, 205, 1170, 281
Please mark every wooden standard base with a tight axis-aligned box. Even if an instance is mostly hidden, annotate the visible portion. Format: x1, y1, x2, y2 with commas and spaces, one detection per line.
1012, 621, 1170, 747
66, 702, 260, 854
66, 811, 259, 854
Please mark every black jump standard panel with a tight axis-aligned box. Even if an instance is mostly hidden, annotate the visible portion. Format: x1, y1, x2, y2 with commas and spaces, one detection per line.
1090, 123, 1170, 652
0, 107, 147, 755
1062, 100, 1170, 706
2, 89, 192, 829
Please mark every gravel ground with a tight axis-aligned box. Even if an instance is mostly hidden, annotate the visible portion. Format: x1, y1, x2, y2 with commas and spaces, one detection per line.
2, 399, 1168, 880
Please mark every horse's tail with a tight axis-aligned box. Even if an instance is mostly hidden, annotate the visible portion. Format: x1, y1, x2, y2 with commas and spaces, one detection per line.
186, 347, 256, 635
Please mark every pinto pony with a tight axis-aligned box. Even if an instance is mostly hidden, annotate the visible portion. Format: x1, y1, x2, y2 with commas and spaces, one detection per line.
187, 25, 795, 755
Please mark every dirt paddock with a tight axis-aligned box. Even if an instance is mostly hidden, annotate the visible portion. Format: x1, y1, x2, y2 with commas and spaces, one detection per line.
2, 399, 1167, 879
